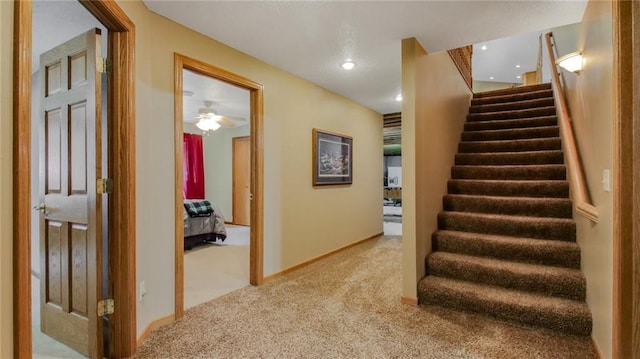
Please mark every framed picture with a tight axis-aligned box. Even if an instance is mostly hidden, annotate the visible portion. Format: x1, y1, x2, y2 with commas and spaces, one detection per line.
312, 128, 353, 186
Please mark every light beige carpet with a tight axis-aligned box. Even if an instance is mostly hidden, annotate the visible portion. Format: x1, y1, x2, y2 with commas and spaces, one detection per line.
184, 225, 250, 309
138, 236, 595, 359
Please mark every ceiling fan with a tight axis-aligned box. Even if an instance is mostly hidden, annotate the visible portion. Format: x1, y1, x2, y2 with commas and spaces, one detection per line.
195, 100, 247, 131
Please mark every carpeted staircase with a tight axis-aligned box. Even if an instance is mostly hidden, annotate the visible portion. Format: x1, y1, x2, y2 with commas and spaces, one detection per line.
417, 83, 593, 336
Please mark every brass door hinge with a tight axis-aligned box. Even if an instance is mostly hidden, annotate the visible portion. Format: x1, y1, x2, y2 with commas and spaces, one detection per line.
97, 178, 114, 194
97, 57, 112, 74
98, 299, 114, 316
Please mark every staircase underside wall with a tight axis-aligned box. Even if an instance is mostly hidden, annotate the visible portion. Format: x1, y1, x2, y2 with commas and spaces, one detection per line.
401, 38, 471, 300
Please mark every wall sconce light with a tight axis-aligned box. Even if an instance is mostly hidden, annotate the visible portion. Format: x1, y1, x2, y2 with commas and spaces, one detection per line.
556, 52, 583, 74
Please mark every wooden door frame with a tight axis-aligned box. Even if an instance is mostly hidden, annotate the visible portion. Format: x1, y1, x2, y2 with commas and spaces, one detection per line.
232, 136, 251, 226
613, 1, 639, 358
174, 53, 264, 319
13, 1, 137, 357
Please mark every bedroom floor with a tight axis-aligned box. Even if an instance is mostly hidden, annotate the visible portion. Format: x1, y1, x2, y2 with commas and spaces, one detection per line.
184, 224, 251, 309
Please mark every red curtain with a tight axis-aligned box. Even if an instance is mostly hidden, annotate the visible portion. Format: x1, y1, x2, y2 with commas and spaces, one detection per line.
183, 133, 205, 199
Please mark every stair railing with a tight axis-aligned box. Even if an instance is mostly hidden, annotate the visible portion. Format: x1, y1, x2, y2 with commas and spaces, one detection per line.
544, 32, 599, 223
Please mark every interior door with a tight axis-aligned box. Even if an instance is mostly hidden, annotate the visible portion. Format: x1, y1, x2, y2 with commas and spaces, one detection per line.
232, 136, 251, 226
38, 28, 103, 358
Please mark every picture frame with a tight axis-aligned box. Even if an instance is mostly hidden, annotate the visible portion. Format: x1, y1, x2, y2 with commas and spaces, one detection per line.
312, 128, 353, 186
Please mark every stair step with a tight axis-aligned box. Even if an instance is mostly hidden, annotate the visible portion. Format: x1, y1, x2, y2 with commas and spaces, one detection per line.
420, 82, 592, 337
451, 164, 567, 180
417, 276, 592, 336
459, 137, 561, 153
469, 97, 555, 114
455, 150, 564, 166
447, 179, 570, 198
473, 83, 552, 99
437, 211, 576, 241
467, 106, 557, 122
443, 194, 572, 218
427, 252, 585, 300
433, 230, 581, 269
471, 89, 554, 106
464, 116, 558, 132
461, 126, 559, 142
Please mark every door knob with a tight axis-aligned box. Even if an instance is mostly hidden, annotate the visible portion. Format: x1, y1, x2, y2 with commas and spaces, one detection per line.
33, 203, 47, 214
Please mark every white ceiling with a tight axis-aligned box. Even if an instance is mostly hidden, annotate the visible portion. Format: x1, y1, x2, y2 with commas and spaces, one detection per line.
472, 22, 580, 85
144, 0, 587, 114
183, 69, 250, 125
32, 1, 588, 117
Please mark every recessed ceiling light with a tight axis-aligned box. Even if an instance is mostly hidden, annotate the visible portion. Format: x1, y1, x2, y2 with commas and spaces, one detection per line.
481, 45, 487, 51
340, 60, 356, 70
489, 76, 494, 80
516, 65, 521, 68
395, 94, 403, 102
517, 75, 521, 79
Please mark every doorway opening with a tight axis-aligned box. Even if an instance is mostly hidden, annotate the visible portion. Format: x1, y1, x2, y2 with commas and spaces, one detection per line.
181, 70, 252, 309
174, 54, 264, 319
14, 1, 136, 358
383, 112, 402, 236
30, 3, 108, 357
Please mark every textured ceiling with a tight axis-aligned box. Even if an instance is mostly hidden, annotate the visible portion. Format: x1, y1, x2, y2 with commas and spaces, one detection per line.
32, 1, 587, 117
183, 69, 250, 125
144, 0, 587, 114
472, 22, 581, 84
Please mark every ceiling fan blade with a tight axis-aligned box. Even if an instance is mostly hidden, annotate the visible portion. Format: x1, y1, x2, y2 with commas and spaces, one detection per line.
216, 117, 238, 128
221, 115, 246, 122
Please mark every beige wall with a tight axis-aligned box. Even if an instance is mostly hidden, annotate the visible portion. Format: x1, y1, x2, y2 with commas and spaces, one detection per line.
184, 123, 251, 222
0, 1, 13, 357
402, 39, 471, 299
115, 0, 383, 337
557, 1, 614, 357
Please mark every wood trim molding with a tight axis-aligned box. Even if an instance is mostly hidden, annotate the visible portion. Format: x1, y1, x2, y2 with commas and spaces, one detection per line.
632, 2, 640, 357
400, 296, 418, 306
263, 232, 383, 283
136, 313, 175, 347
173, 53, 186, 320
174, 53, 264, 320
13, 1, 33, 356
613, 1, 639, 358
14, 1, 136, 357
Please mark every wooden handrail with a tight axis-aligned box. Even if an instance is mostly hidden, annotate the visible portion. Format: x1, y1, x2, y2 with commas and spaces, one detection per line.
544, 32, 599, 223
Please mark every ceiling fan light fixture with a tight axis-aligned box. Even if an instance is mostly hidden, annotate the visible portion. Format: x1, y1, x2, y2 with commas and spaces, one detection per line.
196, 117, 221, 132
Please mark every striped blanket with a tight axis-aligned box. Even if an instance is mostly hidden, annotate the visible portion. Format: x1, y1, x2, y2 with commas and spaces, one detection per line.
184, 200, 213, 217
